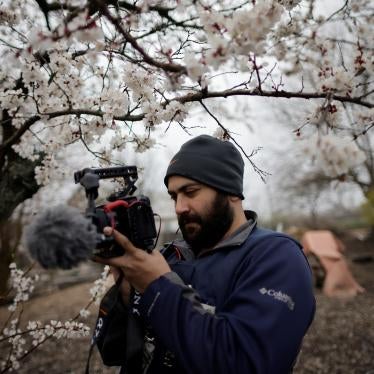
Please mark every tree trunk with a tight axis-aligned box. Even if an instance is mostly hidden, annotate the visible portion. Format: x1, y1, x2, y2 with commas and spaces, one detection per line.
0, 152, 43, 297
0, 107, 43, 297
0, 154, 41, 221
0, 220, 19, 302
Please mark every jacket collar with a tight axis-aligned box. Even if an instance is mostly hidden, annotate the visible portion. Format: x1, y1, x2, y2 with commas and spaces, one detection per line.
213, 210, 257, 251
170, 210, 257, 259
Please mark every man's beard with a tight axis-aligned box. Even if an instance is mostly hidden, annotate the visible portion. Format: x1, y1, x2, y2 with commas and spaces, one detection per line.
178, 192, 234, 253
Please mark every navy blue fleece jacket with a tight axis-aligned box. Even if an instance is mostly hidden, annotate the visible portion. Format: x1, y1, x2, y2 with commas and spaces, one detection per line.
138, 216, 315, 373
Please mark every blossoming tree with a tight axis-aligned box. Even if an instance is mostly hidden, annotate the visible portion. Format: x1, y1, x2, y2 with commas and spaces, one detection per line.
1, 0, 372, 214
0, 0, 373, 371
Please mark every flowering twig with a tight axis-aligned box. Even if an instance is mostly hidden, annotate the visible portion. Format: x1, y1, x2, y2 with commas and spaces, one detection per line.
0, 264, 110, 373
95, 0, 187, 74
199, 100, 270, 181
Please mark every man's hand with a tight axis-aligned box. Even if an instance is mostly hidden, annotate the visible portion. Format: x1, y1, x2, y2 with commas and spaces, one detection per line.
95, 227, 171, 293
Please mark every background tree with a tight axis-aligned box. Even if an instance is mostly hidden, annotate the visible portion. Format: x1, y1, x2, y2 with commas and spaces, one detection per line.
264, 2, 373, 231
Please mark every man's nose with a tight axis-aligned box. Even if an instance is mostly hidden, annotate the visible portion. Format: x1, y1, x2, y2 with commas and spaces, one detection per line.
175, 195, 189, 215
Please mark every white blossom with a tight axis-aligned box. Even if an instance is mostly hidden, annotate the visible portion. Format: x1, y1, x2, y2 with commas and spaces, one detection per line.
7, 263, 39, 312
100, 88, 130, 117
142, 100, 164, 127
123, 67, 156, 102
198, 7, 226, 37
212, 127, 229, 140
357, 108, 374, 127
298, 134, 367, 177
184, 52, 207, 82
226, 1, 283, 56
318, 67, 354, 95
27, 321, 41, 331
79, 309, 91, 318
89, 265, 110, 304
133, 135, 156, 153
306, 103, 341, 129
162, 101, 188, 123
205, 34, 231, 69
34, 155, 65, 186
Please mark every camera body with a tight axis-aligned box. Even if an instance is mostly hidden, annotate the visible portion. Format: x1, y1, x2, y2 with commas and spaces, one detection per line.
74, 166, 157, 257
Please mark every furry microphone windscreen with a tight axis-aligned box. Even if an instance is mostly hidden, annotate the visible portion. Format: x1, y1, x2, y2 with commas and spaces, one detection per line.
24, 205, 98, 269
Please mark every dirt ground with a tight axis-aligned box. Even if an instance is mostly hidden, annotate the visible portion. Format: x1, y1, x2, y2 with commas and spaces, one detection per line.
1, 237, 373, 374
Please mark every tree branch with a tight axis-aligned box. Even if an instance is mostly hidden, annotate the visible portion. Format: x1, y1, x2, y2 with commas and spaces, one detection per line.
95, 1, 187, 74
174, 88, 373, 108
1, 87, 371, 155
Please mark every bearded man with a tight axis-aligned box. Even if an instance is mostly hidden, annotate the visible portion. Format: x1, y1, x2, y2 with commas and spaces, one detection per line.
96, 135, 315, 374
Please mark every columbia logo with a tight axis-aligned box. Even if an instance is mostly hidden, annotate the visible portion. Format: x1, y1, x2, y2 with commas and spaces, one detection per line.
259, 287, 295, 311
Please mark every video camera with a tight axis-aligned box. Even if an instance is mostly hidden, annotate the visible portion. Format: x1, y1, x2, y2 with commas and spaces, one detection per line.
74, 166, 157, 258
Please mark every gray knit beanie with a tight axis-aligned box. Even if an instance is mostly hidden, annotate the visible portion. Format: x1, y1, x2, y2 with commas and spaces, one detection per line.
164, 135, 244, 199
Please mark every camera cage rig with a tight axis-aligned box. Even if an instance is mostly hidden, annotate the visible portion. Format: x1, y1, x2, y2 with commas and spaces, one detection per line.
74, 166, 157, 254
74, 166, 140, 215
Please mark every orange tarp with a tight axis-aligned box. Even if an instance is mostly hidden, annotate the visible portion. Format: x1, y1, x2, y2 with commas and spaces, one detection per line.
301, 230, 365, 298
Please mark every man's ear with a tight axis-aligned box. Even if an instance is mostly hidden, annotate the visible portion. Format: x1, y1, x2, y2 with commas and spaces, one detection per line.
228, 195, 241, 203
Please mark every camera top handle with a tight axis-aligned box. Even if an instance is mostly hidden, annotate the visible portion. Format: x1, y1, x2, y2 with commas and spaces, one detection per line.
74, 166, 138, 196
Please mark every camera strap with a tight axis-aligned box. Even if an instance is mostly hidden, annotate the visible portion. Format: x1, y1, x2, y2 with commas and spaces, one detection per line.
161, 241, 195, 262
85, 273, 124, 374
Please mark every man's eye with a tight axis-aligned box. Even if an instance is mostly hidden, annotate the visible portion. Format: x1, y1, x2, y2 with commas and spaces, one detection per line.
185, 189, 198, 196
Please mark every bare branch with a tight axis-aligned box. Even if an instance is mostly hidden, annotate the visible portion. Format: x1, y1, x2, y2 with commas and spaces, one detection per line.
199, 100, 270, 181
326, 0, 349, 22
